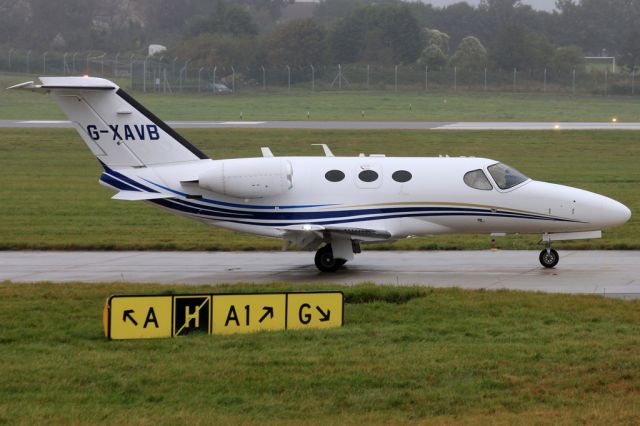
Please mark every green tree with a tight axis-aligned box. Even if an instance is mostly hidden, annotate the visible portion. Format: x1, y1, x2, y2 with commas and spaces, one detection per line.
170, 33, 259, 70
553, 45, 586, 75
492, 24, 553, 71
419, 45, 448, 70
450, 36, 488, 70
328, 4, 422, 64
423, 28, 450, 54
267, 19, 327, 67
188, 2, 258, 37
620, 30, 640, 71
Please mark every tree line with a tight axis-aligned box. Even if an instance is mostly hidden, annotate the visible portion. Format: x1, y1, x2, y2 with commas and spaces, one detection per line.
1, 0, 639, 74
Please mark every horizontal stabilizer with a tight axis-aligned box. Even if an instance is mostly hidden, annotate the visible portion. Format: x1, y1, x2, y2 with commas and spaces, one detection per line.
112, 191, 174, 201
8, 77, 116, 92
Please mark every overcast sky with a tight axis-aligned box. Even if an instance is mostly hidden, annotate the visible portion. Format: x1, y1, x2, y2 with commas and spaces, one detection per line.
417, 1, 557, 11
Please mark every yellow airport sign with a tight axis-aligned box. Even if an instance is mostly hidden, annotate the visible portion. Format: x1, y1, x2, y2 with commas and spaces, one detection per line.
212, 294, 286, 334
287, 292, 344, 330
104, 291, 344, 340
107, 295, 172, 340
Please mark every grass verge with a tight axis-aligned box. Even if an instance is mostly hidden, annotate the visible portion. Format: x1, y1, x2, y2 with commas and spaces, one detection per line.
0, 128, 637, 250
1, 72, 638, 122
1, 282, 639, 424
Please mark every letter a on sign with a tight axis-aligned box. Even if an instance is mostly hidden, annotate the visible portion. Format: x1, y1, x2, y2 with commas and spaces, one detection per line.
106, 295, 172, 339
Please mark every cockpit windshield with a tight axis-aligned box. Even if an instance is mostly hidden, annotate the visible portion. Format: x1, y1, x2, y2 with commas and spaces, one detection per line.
487, 163, 529, 189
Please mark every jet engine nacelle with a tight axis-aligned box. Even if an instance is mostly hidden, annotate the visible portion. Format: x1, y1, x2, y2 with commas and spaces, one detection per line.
198, 158, 293, 199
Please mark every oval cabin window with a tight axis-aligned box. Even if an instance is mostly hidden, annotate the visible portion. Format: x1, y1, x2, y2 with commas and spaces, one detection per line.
358, 170, 379, 182
392, 170, 412, 182
325, 170, 345, 182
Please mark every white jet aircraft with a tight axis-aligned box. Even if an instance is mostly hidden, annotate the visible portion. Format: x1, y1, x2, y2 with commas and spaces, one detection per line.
10, 77, 631, 272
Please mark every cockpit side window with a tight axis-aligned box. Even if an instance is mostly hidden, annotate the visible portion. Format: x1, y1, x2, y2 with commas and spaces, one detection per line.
487, 162, 528, 190
463, 169, 493, 190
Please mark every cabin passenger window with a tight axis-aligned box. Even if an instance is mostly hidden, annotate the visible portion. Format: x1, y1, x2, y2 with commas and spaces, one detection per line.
487, 163, 528, 189
392, 170, 412, 182
358, 170, 379, 182
463, 169, 493, 190
325, 170, 345, 182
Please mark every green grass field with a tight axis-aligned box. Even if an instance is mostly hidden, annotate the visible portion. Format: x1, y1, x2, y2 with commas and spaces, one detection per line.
0, 128, 637, 251
1, 282, 639, 423
1, 72, 639, 122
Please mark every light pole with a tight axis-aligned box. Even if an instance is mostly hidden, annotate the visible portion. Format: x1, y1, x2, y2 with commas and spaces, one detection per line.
425, 65, 428, 91
172, 57, 178, 80
310, 64, 315, 91
72, 52, 78, 74
484, 67, 488, 91
184, 59, 190, 82
63, 52, 68, 74
454, 66, 457, 91
157, 55, 163, 76
261, 65, 266, 90
143, 57, 148, 92
513, 68, 517, 92
8, 48, 14, 71
26, 50, 31, 74
212, 66, 217, 95
42, 51, 48, 73
198, 67, 204, 92
129, 54, 134, 89
231, 66, 235, 92
543, 68, 547, 93
367, 64, 370, 90
394, 64, 398, 92
286, 65, 291, 91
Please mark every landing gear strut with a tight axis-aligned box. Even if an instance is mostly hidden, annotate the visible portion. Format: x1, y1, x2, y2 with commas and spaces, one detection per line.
539, 247, 559, 268
314, 244, 347, 272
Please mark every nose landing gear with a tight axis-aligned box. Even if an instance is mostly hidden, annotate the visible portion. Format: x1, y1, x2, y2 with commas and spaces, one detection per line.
539, 247, 559, 268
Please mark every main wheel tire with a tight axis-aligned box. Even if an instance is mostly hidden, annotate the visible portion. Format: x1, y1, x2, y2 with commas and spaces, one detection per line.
539, 248, 559, 268
314, 245, 345, 272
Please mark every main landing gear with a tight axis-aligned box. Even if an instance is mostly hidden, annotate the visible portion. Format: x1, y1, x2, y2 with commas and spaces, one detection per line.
539, 247, 559, 268
314, 244, 347, 272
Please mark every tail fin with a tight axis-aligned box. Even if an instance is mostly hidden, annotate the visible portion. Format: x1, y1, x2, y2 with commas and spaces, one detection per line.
9, 76, 208, 167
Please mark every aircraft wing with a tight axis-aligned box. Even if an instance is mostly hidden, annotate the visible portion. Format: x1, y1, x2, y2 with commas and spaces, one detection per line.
277, 224, 392, 250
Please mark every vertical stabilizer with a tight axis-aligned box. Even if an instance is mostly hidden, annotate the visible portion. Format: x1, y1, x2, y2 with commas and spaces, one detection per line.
9, 77, 208, 167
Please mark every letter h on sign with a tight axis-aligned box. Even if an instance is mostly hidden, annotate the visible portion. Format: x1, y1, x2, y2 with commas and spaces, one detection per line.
173, 296, 211, 336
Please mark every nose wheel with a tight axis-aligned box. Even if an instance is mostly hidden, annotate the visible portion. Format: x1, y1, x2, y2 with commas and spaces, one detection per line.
539, 248, 559, 268
315, 244, 347, 272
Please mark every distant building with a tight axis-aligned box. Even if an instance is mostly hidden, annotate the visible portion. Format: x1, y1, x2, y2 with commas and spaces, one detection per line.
148, 44, 167, 57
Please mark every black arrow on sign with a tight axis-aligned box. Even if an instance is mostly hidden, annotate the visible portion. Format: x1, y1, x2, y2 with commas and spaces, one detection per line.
259, 306, 274, 323
316, 306, 331, 322
123, 309, 138, 326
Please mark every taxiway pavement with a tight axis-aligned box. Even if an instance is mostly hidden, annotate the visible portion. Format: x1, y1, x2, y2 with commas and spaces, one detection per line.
2, 250, 638, 298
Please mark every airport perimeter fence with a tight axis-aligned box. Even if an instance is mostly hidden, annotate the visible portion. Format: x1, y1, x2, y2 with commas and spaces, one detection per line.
1, 48, 639, 96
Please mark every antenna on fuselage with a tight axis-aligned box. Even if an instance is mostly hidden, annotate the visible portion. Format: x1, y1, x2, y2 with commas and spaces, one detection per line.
311, 144, 335, 157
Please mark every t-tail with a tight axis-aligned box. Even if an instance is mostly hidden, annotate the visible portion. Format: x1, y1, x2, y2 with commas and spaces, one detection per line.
8, 76, 208, 167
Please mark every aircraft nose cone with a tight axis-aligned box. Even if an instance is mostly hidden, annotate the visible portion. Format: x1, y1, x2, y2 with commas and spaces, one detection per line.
601, 197, 631, 228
